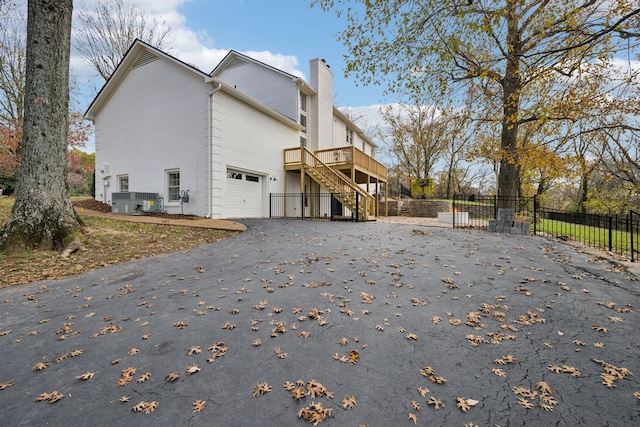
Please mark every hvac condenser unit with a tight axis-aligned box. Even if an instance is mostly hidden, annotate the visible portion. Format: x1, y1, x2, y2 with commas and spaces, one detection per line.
111, 192, 161, 215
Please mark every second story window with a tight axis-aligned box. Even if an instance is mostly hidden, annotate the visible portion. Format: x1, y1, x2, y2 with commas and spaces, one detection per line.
299, 92, 308, 147
346, 127, 354, 145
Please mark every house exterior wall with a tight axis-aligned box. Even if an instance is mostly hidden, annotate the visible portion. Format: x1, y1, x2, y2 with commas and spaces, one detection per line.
331, 114, 374, 156
93, 58, 210, 215
216, 61, 297, 120
210, 90, 299, 218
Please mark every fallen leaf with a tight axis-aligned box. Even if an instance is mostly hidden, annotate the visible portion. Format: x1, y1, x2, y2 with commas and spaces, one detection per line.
32, 362, 49, 371
0, 380, 15, 390
410, 400, 421, 410
75, 372, 95, 380
165, 372, 179, 382
517, 397, 534, 409
408, 413, 417, 425
35, 390, 63, 403
128, 348, 140, 356
492, 367, 507, 377
186, 364, 200, 375
188, 346, 202, 356
292, 388, 306, 399
536, 381, 553, 394
342, 395, 357, 409
406, 333, 419, 340
137, 372, 151, 383
339, 337, 349, 346
428, 397, 445, 410
456, 397, 471, 412
192, 400, 207, 413
420, 366, 435, 377
253, 382, 272, 397
417, 387, 429, 397
282, 381, 295, 391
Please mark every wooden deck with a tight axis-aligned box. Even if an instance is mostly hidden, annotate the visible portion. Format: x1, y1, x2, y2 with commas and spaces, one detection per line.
285, 146, 388, 184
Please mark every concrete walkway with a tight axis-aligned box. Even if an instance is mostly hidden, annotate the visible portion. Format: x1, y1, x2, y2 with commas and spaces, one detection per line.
0, 219, 638, 426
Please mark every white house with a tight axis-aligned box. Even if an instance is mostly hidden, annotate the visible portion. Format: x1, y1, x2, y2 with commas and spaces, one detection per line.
85, 40, 387, 219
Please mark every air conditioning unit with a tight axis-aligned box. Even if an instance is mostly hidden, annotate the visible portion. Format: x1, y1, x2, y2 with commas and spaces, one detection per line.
111, 192, 161, 215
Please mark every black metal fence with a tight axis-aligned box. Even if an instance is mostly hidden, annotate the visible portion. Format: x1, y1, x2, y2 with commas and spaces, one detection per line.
452, 195, 640, 262
270, 193, 361, 221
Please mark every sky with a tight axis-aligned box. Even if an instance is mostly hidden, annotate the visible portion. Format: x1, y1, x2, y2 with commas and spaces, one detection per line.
71, 0, 387, 116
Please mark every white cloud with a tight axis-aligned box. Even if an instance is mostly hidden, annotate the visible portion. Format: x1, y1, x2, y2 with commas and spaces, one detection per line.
71, 0, 305, 81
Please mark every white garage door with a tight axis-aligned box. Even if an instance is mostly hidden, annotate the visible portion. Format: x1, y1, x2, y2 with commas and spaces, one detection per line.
226, 170, 263, 218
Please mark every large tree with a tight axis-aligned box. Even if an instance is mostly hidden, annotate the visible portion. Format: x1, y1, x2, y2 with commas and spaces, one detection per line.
75, 0, 172, 81
0, 0, 81, 252
313, 0, 640, 200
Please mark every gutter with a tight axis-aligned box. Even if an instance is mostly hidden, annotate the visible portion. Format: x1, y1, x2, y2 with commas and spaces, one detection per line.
206, 81, 223, 218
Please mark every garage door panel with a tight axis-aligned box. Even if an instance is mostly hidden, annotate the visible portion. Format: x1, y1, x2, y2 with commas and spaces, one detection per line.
226, 169, 263, 218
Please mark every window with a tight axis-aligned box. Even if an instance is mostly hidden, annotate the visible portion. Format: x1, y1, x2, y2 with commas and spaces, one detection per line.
299, 91, 308, 147
227, 172, 242, 180
346, 127, 354, 145
246, 175, 259, 182
167, 170, 180, 202
299, 114, 307, 133
118, 175, 129, 192
300, 92, 307, 112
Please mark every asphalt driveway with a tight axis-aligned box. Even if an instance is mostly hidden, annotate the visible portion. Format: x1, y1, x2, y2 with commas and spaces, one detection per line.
1, 219, 638, 426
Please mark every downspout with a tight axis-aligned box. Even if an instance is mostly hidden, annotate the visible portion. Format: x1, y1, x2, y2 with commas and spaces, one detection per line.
206, 81, 223, 218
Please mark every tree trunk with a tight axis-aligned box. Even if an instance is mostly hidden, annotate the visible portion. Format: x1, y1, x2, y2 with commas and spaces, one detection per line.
497, 2, 521, 209
0, 0, 81, 253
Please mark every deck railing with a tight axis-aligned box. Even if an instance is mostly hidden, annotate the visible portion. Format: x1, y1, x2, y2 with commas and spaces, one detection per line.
284, 147, 376, 219
314, 146, 388, 180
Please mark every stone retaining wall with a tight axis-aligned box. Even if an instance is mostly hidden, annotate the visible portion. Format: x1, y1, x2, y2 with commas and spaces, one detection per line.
379, 200, 452, 217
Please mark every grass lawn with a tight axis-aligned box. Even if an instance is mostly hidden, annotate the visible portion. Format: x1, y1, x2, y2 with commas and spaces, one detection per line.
0, 196, 237, 288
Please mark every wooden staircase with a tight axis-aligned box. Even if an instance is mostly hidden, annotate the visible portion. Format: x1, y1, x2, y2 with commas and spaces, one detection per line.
300, 148, 376, 220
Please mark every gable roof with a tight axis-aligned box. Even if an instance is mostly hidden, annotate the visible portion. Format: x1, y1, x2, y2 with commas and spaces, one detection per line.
210, 50, 316, 96
210, 50, 296, 80
84, 40, 303, 132
84, 39, 210, 121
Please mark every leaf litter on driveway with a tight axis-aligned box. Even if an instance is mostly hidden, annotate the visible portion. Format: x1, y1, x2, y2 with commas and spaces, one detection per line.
0, 219, 638, 426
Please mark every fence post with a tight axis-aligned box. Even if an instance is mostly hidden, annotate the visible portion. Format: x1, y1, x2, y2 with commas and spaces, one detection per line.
608, 216, 613, 253
301, 193, 304, 220
269, 193, 272, 218
452, 195, 456, 228
631, 211, 635, 262
533, 195, 538, 235
355, 192, 359, 222
493, 195, 497, 221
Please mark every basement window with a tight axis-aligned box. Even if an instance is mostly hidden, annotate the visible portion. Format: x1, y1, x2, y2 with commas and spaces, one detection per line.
118, 175, 129, 192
